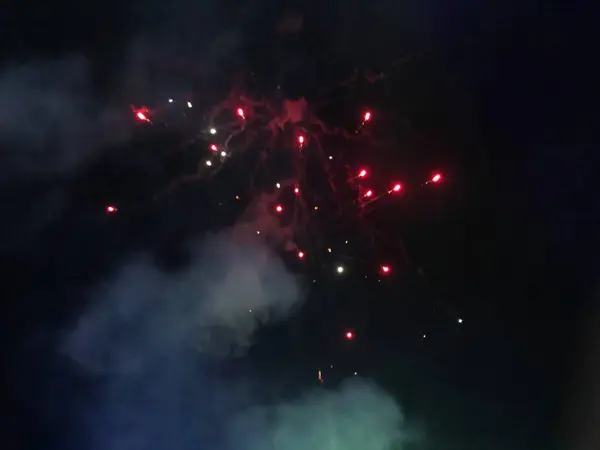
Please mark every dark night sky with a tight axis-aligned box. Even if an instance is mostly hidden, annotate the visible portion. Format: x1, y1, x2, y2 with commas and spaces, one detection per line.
0, 1, 597, 449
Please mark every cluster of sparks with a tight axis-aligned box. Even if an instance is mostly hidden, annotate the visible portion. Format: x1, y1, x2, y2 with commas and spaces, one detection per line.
123, 88, 464, 380
129, 99, 446, 279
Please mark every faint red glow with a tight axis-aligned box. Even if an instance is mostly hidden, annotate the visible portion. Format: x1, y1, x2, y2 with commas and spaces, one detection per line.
106, 205, 118, 214
345, 331, 355, 340
210, 144, 218, 152
391, 183, 402, 192
431, 173, 442, 183
236, 108, 245, 119
294, 186, 300, 195
364, 189, 373, 198
297, 135, 305, 146
363, 111, 372, 122
380, 265, 391, 275
358, 169, 368, 178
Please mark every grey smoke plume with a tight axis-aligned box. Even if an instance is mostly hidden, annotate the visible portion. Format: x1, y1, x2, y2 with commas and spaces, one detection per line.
0, 57, 132, 179
231, 379, 406, 450
62, 216, 410, 449
233, 187, 298, 252
64, 232, 300, 368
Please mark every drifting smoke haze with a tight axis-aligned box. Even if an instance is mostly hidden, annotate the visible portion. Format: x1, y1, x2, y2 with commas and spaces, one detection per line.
64, 233, 301, 366
234, 187, 299, 252
2, 4, 414, 448
0, 57, 133, 179
0, 22, 241, 182
0, 57, 135, 255
230, 380, 406, 450
60, 204, 410, 449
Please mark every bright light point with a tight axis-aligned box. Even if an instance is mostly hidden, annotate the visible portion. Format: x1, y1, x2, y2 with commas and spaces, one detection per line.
297, 135, 305, 145
432, 173, 443, 183
220, 151, 227, 157
314, 206, 319, 211
105, 205, 117, 214
187, 101, 192, 108
235, 195, 240, 200
336, 265, 345, 274
256, 231, 260, 235
329, 156, 333, 160
392, 183, 402, 192
168, 98, 174, 103
297, 251, 305, 259
458, 318, 463, 324
380, 265, 391, 275
205, 160, 212, 166
423, 334, 427, 339
358, 169, 368, 178
210, 144, 218, 152
236, 107, 245, 119
294, 187, 300, 195
276, 183, 281, 189
364, 189, 373, 198
275, 204, 284, 213
345, 331, 354, 340
345, 240, 348, 244
249, 309, 252, 313
363, 111, 372, 122
133, 106, 151, 122
354, 372, 358, 376
327, 248, 332, 253
209, 127, 217, 135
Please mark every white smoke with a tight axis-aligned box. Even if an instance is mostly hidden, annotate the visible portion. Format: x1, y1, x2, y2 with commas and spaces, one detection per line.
231, 379, 406, 450
61, 213, 410, 449
64, 232, 300, 370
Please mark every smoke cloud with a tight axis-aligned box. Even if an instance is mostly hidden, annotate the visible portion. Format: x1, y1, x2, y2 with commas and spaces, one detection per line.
232, 187, 299, 252
0, 57, 132, 179
64, 232, 300, 367
5, 4, 418, 448
230, 379, 406, 450
61, 210, 409, 449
